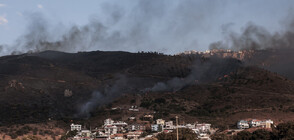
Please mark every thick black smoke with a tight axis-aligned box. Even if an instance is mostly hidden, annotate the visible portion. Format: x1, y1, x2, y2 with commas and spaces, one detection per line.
145, 57, 241, 92
209, 21, 294, 51
0, 0, 224, 56
77, 74, 128, 118
209, 20, 294, 80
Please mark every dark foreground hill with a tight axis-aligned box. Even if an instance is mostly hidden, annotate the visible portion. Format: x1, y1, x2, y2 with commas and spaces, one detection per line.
0, 50, 194, 125
0, 50, 293, 129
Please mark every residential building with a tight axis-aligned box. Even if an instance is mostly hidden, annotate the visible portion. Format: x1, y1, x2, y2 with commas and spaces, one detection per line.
249, 119, 262, 127
104, 119, 128, 136
104, 118, 115, 125
73, 130, 93, 140
81, 130, 92, 137
156, 119, 165, 125
260, 119, 273, 128
71, 124, 82, 131
129, 117, 136, 120
151, 124, 162, 132
195, 124, 211, 134
127, 124, 146, 131
186, 124, 196, 129
237, 120, 249, 129
129, 106, 139, 111
164, 121, 174, 129
113, 121, 128, 126
104, 125, 118, 135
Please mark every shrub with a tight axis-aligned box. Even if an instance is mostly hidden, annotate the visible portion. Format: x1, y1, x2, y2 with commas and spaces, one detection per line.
140, 98, 153, 109
9, 132, 17, 139
33, 127, 38, 135
154, 98, 166, 104
156, 128, 199, 140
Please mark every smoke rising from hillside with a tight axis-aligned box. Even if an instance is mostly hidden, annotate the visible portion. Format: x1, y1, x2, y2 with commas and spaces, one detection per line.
77, 74, 128, 118
0, 0, 225, 56
145, 57, 241, 92
209, 20, 294, 80
209, 20, 294, 50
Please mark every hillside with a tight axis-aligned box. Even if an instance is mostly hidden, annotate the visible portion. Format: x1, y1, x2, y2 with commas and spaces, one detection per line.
0, 50, 194, 125
0, 50, 293, 130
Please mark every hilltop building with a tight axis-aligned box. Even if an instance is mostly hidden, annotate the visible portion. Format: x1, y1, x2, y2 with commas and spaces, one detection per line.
238, 119, 273, 129
237, 120, 249, 129
71, 124, 82, 131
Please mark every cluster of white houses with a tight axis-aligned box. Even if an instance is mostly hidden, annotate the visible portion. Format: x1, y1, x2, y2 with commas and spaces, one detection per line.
151, 119, 211, 135
237, 119, 273, 129
70, 118, 211, 140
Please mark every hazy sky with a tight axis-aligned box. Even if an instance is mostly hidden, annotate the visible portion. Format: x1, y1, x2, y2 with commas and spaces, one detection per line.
0, 0, 293, 54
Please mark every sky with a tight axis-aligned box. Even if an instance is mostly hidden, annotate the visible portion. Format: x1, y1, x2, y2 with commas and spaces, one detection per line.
0, 0, 294, 55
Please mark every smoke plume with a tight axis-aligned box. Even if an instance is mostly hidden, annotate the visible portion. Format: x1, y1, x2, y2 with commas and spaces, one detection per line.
209, 20, 294, 80
145, 57, 241, 92
209, 21, 294, 51
0, 0, 225, 55
77, 74, 128, 118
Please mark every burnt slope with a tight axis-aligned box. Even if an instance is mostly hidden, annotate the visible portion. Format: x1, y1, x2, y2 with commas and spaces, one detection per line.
0, 50, 293, 127
130, 66, 294, 129
0, 51, 195, 125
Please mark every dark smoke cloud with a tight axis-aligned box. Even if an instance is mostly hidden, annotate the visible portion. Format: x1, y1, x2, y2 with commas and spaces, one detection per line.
0, 0, 224, 56
78, 91, 104, 118
145, 57, 241, 92
209, 20, 294, 80
209, 21, 294, 51
77, 74, 128, 118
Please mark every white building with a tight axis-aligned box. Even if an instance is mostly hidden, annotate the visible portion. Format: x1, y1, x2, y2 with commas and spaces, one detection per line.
186, 124, 196, 129
104, 118, 115, 125
156, 119, 165, 125
260, 119, 273, 128
165, 121, 174, 129
237, 120, 249, 129
129, 106, 139, 112
127, 124, 145, 131
105, 125, 118, 135
103, 119, 128, 136
195, 124, 211, 134
249, 119, 262, 127
71, 124, 82, 131
113, 121, 128, 126
73, 130, 93, 140
246, 119, 273, 128
151, 124, 162, 132
129, 117, 136, 120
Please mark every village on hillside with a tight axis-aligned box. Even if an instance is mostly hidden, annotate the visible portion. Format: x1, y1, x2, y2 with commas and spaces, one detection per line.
68, 117, 212, 140
65, 111, 274, 140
